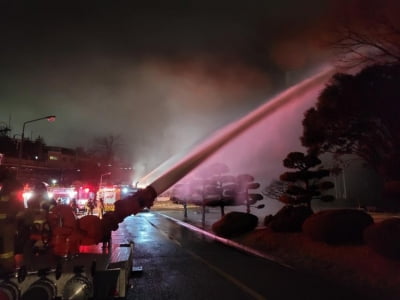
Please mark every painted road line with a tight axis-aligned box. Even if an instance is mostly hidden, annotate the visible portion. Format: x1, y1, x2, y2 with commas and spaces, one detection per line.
144, 215, 267, 300
158, 212, 294, 270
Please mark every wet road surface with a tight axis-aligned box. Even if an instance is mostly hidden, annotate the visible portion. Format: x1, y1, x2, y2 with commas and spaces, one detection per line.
120, 212, 366, 300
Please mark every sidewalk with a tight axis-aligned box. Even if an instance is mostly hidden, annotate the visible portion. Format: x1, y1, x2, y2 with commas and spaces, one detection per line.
150, 198, 400, 232
151, 198, 268, 231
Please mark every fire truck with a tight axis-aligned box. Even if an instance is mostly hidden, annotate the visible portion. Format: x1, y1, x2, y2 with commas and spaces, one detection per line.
75, 186, 96, 213
0, 185, 158, 300
97, 185, 138, 213
97, 186, 121, 212
0, 153, 157, 299
47, 187, 77, 205
0, 222, 135, 300
22, 185, 95, 213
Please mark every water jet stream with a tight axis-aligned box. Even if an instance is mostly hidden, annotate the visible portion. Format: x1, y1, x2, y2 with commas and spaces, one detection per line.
77, 67, 341, 243
145, 66, 336, 196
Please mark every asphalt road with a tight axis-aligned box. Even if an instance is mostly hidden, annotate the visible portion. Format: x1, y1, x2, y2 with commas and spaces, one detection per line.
120, 212, 366, 300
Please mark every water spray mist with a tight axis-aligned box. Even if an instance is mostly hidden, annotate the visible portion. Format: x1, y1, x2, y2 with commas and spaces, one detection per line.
105, 66, 337, 233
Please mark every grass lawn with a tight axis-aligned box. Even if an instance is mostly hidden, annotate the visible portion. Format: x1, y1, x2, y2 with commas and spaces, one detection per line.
236, 227, 400, 300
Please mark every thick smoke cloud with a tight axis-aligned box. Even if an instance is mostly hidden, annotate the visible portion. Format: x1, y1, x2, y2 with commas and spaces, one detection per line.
1, 1, 396, 186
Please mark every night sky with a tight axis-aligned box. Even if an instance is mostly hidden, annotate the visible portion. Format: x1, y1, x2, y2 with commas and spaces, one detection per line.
0, 1, 395, 184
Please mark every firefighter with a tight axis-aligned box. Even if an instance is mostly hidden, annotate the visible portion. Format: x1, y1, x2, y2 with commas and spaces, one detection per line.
26, 181, 49, 210
70, 198, 78, 214
0, 171, 24, 276
25, 181, 52, 253
86, 198, 95, 215
98, 197, 105, 219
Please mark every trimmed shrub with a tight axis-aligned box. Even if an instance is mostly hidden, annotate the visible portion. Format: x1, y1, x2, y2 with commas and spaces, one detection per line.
263, 214, 273, 226
264, 205, 314, 232
364, 217, 400, 260
212, 211, 258, 238
302, 209, 374, 245
384, 181, 400, 197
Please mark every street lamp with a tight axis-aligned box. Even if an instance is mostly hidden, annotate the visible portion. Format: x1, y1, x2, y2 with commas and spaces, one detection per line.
18, 115, 56, 167
99, 172, 111, 189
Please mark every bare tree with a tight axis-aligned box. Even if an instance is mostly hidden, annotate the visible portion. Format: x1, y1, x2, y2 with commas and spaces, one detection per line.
0, 122, 11, 137
93, 134, 123, 165
331, 18, 400, 68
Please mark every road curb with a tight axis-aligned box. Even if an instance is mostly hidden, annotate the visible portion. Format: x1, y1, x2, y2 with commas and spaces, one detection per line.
157, 212, 294, 270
